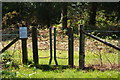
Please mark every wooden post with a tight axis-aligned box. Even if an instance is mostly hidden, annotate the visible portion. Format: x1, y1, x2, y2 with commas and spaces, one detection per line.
21, 38, 28, 65
79, 25, 85, 69
68, 27, 74, 67
32, 27, 39, 65
49, 27, 52, 65
54, 27, 58, 65
19, 26, 28, 65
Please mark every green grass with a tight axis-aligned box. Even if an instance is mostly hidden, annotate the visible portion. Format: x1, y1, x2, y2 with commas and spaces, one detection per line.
2, 66, 119, 78
1, 49, 119, 78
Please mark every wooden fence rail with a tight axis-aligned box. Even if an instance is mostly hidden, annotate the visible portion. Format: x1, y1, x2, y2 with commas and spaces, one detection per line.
82, 30, 120, 51
1, 37, 19, 53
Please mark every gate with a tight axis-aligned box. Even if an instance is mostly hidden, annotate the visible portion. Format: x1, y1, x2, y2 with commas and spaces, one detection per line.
32, 27, 74, 67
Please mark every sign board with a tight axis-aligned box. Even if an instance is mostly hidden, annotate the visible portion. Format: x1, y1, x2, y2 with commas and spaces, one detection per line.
19, 27, 28, 39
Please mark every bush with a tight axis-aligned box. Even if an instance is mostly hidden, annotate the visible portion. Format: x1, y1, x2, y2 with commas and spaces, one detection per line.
1, 52, 19, 69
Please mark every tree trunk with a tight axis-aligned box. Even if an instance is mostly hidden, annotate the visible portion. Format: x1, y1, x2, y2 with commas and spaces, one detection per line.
88, 2, 97, 29
62, 3, 68, 30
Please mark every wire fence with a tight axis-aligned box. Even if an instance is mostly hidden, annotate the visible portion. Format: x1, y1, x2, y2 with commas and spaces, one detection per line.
1, 27, 120, 69
83, 30, 119, 70
84, 35, 119, 70
37, 28, 50, 65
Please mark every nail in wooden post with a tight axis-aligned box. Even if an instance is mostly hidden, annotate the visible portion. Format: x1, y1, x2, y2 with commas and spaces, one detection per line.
49, 27, 52, 65
79, 25, 85, 69
68, 27, 74, 67
32, 27, 39, 65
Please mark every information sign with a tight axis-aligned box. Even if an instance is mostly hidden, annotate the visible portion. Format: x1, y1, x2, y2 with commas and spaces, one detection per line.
19, 27, 28, 39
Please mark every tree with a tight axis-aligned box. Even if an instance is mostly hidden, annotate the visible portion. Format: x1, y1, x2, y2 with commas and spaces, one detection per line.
2, 2, 33, 28
88, 2, 98, 28
2, 2, 62, 28
61, 2, 68, 29
2, 2, 120, 30
32, 2, 62, 28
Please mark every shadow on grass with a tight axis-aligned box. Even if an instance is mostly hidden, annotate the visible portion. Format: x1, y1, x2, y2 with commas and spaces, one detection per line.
29, 64, 95, 72
34, 65, 71, 71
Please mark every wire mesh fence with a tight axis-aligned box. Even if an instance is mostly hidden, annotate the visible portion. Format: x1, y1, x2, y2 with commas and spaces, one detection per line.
56, 28, 68, 65
84, 31, 120, 70
36, 27, 69, 65
37, 28, 50, 65
1, 27, 120, 70
1, 29, 22, 66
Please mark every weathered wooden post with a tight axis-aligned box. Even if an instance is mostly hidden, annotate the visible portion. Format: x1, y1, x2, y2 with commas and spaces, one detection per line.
54, 27, 58, 65
49, 27, 52, 65
19, 26, 28, 65
68, 27, 74, 67
21, 39, 28, 65
79, 25, 85, 69
32, 27, 39, 65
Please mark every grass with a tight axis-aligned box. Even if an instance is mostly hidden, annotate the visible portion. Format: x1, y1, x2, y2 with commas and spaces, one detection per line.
2, 66, 119, 78
1, 36, 119, 78
7, 49, 118, 66
1, 49, 119, 78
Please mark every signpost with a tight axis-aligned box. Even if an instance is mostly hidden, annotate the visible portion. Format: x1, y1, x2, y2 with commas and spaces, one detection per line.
19, 27, 28, 39
19, 27, 28, 64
